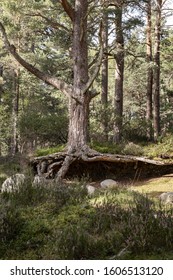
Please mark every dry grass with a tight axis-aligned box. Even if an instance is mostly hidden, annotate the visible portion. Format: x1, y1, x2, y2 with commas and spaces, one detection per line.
129, 174, 173, 196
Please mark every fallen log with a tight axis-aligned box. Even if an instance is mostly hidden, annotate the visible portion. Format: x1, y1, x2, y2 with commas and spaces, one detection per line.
30, 152, 173, 181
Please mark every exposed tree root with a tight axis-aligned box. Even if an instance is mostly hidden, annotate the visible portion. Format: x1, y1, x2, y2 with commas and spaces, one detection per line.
55, 155, 75, 182
30, 149, 173, 182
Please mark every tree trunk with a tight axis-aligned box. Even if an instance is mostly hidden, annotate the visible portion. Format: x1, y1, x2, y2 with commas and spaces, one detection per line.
153, 0, 162, 141
101, 5, 108, 142
68, 95, 90, 152
113, 6, 124, 144
11, 68, 20, 156
146, 0, 153, 140
0, 65, 3, 156
67, 0, 89, 152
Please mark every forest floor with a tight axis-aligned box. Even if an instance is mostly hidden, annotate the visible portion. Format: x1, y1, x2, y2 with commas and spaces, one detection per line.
83, 173, 173, 204
1, 136, 173, 260
1, 159, 173, 260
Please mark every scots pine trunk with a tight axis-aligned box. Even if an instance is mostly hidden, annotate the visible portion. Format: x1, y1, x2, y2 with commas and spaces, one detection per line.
146, 0, 153, 140
153, 0, 162, 141
11, 68, 20, 156
113, 6, 124, 144
101, 5, 108, 142
0, 65, 3, 156
68, 0, 89, 152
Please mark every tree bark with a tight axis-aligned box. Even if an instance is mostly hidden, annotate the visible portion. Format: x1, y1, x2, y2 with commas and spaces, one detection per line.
146, 0, 153, 141
101, 3, 108, 142
113, 6, 124, 144
0, 65, 3, 156
153, 0, 162, 141
11, 68, 20, 156
67, 0, 89, 151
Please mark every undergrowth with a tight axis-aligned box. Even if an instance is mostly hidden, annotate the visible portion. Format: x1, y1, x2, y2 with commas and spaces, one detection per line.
33, 133, 173, 160
0, 179, 173, 260
35, 145, 66, 156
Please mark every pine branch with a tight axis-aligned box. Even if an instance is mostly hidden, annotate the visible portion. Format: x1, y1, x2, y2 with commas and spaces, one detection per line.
0, 22, 76, 100
25, 12, 70, 32
60, 0, 75, 22
82, 22, 104, 96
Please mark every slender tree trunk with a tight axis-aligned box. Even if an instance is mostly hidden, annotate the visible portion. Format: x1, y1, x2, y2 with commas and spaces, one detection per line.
0, 65, 3, 156
11, 68, 20, 156
113, 6, 124, 144
0, 65, 3, 101
153, 0, 162, 141
146, 0, 153, 140
101, 5, 108, 142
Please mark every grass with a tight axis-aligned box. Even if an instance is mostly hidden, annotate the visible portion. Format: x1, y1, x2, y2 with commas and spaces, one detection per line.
91, 133, 173, 159
142, 134, 173, 159
130, 174, 173, 194
35, 144, 66, 156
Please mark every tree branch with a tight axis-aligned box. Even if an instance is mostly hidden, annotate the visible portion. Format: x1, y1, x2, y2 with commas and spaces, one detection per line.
82, 22, 104, 96
0, 22, 75, 100
25, 12, 70, 32
60, 0, 75, 22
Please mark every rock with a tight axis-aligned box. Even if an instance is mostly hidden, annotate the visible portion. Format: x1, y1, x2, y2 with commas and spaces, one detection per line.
100, 179, 118, 189
86, 184, 96, 195
1, 173, 25, 193
159, 192, 173, 204
32, 175, 47, 186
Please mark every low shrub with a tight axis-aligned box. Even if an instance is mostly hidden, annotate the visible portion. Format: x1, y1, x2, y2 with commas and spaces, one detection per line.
120, 192, 173, 255
123, 142, 143, 156
1, 179, 173, 259
0, 198, 24, 258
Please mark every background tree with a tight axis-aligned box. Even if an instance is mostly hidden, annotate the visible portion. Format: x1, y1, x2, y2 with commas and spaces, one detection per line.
153, 0, 162, 141
101, 0, 109, 142
146, 0, 153, 140
113, 1, 124, 143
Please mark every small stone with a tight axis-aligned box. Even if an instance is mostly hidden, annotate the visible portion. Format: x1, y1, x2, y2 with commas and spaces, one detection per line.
100, 179, 118, 189
86, 184, 96, 195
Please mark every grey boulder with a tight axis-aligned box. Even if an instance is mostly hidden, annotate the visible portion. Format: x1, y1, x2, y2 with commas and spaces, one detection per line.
1, 173, 25, 193
100, 179, 118, 189
159, 192, 173, 204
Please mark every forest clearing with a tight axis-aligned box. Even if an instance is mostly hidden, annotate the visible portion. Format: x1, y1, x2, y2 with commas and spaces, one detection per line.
0, 0, 173, 260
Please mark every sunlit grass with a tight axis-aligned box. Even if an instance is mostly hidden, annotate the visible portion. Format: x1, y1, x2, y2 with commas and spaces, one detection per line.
130, 174, 173, 194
